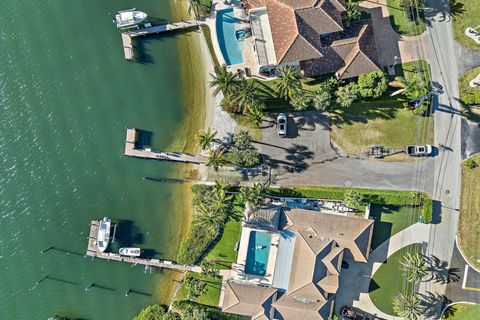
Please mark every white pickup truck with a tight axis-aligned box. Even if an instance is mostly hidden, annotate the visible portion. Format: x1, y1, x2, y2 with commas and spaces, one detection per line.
406, 145, 432, 157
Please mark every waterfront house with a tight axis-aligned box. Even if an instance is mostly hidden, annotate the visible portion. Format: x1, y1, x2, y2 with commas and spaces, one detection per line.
245, 0, 381, 79
221, 205, 374, 319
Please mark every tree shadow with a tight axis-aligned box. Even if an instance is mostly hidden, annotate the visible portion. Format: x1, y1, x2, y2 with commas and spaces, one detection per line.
423, 0, 465, 27
425, 254, 461, 284
418, 291, 451, 318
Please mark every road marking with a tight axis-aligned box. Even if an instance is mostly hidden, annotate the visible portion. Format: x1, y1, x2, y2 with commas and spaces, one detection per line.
462, 264, 480, 291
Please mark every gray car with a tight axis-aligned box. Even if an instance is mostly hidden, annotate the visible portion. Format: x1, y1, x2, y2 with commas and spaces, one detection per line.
277, 113, 287, 137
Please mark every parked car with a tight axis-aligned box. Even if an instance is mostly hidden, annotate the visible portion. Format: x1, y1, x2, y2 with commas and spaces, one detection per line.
341, 306, 383, 320
277, 113, 287, 137
406, 145, 432, 157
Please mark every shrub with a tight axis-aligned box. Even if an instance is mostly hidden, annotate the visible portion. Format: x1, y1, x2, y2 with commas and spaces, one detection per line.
357, 71, 389, 98
134, 304, 166, 320
312, 86, 333, 110
421, 198, 433, 223
224, 148, 260, 167
462, 93, 480, 105
465, 158, 478, 169
171, 301, 245, 320
344, 189, 363, 208
290, 91, 312, 110
177, 224, 216, 264
335, 83, 358, 108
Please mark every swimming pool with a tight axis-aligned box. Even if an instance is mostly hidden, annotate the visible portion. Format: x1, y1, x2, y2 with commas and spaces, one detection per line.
216, 8, 244, 65
245, 231, 271, 276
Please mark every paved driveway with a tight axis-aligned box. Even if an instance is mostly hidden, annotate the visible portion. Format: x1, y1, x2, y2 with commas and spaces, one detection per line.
255, 111, 434, 193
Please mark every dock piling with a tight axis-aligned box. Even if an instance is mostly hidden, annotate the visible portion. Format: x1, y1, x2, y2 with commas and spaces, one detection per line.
85, 283, 94, 291
41, 246, 54, 253
36, 275, 48, 285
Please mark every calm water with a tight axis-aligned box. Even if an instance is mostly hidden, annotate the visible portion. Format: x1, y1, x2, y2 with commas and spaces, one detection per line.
0, 1, 197, 319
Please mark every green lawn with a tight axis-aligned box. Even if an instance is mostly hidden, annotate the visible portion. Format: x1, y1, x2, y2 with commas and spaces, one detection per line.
394, 60, 431, 83
203, 218, 242, 269
370, 204, 420, 250
458, 67, 480, 122
330, 98, 434, 157
385, 0, 426, 36
443, 303, 480, 319
451, 0, 480, 50
369, 243, 422, 315
176, 272, 222, 307
200, 25, 220, 69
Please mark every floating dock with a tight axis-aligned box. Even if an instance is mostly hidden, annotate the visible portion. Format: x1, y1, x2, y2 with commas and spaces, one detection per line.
86, 220, 202, 273
120, 20, 203, 59
124, 128, 203, 164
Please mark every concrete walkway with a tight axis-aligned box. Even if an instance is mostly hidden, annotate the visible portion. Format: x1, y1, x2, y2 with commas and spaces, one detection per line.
336, 223, 431, 319
359, 0, 428, 66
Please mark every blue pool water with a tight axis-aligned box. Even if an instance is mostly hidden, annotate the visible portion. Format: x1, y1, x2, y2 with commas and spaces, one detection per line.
216, 8, 244, 65
245, 231, 271, 276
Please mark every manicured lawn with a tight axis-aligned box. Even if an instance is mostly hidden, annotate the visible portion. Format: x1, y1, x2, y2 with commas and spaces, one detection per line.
203, 217, 242, 269
458, 67, 480, 122
176, 272, 222, 307
451, 0, 480, 50
443, 303, 480, 319
385, 0, 426, 36
370, 204, 420, 250
330, 99, 434, 157
394, 60, 431, 83
458, 154, 480, 270
369, 243, 422, 315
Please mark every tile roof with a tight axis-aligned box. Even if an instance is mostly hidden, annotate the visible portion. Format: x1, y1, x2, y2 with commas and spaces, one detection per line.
223, 281, 277, 318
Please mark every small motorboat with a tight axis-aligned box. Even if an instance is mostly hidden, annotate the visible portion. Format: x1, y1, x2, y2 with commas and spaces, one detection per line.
97, 217, 111, 252
119, 247, 141, 257
115, 8, 148, 29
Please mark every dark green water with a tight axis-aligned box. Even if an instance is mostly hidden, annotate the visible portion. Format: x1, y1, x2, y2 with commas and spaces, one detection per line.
0, 1, 196, 319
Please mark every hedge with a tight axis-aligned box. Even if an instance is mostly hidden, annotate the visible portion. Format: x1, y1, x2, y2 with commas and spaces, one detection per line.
177, 224, 216, 264
171, 300, 244, 320
268, 186, 425, 206
421, 198, 433, 223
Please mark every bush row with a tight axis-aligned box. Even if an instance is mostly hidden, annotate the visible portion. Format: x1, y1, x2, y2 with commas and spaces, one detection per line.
177, 224, 216, 265
421, 198, 433, 223
172, 300, 245, 320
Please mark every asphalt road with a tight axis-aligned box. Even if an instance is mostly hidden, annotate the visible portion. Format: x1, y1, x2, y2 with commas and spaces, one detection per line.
256, 111, 434, 193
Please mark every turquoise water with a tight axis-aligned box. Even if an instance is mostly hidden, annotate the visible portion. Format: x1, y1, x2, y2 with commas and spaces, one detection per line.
216, 8, 244, 65
0, 1, 199, 319
245, 231, 271, 276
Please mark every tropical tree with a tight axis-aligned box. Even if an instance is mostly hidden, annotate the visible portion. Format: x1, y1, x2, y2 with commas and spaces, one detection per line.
312, 86, 333, 110
401, 252, 429, 283
206, 150, 224, 172
194, 203, 224, 230
200, 260, 220, 279
235, 79, 257, 113
357, 71, 389, 98
344, 189, 362, 209
290, 91, 312, 110
213, 179, 229, 193
210, 64, 239, 96
196, 127, 217, 151
188, 0, 209, 18
342, 0, 362, 28
390, 75, 428, 100
233, 130, 253, 150
181, 276, 207, 300
335, 83, 357, 108
134, 304, 166, 320
245, 101, 266, 128
239, 183, 267, 208
393, 292, 422, 320
274, 65, 301, 100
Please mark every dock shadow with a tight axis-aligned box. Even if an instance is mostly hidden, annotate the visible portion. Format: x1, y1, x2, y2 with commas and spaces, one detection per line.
132, 129, 153, 149
115, 220, 145, 248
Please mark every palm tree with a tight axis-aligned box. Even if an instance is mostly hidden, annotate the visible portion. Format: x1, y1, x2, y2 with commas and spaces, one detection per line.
312, 87, 332, 111
401, 252, 429, 283
194, 203, 224, 230
187, 0, 210, 19
245, 101, 266, 128
335, 83, 357, 108
240, 183, 266, 208
235, 79, 257, 113
393, 292, 422, 320
343, 0, 361, 28
213, 179, 229, 193
390, 75, 428, 99
274, 65, 301, 100
197, 127, 217, 151
210, 64, 239, 96
290, 91, 312, 111
181, 276, 207, 300
200, 260, 220, 279
206, 150, 224, 172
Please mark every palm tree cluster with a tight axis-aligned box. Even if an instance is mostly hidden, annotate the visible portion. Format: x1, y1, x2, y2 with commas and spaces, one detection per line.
393, 292, 423, 320
239, 183, 268, 209
200, 260, 220, 279
181, 276, 207, 300
193, 180, 233, 232
401, 252, 429, 283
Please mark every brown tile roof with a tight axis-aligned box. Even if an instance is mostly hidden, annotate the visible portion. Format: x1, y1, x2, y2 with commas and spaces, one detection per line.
273, 292, 334, 320
284, 208, 374, 262
223, 281, 277, 318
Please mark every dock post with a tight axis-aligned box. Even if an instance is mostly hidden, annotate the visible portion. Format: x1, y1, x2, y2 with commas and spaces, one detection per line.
36, 275, 48, 285
85, 283, 95, 291
41, 246, 54, 253
125, 289, 132, 297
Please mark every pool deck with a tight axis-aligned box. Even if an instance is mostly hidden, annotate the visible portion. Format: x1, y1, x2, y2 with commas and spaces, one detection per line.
230, 227, 279, 286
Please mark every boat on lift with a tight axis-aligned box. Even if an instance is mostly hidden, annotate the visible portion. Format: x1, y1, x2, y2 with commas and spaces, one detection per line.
119, 247, 141, 257
97, 217, 111, 252
114, 8, 148, 29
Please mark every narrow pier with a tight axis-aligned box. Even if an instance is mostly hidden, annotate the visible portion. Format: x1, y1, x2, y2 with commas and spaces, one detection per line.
86, 220, 202, 273
124, 128, 203, 164
120, 20, 203, 59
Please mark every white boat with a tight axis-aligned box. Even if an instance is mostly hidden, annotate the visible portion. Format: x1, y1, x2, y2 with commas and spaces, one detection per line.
119, 247, 141, 257
115, 8, 148, 29
97, 217, 111, 252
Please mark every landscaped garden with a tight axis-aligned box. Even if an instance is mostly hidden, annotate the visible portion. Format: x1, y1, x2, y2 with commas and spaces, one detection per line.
369, 243, 422, 315
451, 0, 480, 50
458, 67, 480, 122
385, 0, 426, 36
176, 271, 223, 307
458, 154, 480, 270
442, 303, 480, 319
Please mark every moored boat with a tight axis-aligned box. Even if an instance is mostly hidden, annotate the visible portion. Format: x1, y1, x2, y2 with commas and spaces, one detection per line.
119, 247, 141, 257
97, 217, 111, 252
115, 8, 147, 29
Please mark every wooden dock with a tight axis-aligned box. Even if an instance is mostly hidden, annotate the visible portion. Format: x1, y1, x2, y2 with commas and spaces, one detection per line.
124, 128, 203, 164
120, 20, 203, 59
86, 220, 202, 273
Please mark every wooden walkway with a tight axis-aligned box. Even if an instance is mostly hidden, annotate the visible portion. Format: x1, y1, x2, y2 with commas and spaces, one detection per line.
121, 33, 134, 60
86, 220, 202, 273
124, 128, 204, 164
127, 20, 203, 38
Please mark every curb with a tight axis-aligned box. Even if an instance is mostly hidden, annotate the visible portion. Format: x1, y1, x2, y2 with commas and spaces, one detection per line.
455, 235, 480, 274
438, 301, 477, 320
